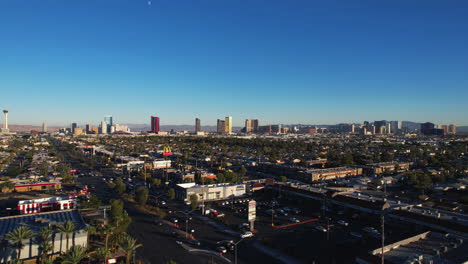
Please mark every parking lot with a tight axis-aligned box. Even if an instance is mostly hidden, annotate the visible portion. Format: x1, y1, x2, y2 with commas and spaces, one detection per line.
202, 188, 425, 263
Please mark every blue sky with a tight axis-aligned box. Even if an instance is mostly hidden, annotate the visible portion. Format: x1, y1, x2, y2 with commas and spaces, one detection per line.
0, 0, 467, 126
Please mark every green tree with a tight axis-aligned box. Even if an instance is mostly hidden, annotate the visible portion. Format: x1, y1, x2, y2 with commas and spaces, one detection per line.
189, 194, 198, 210
119, 235, 143, 264
58, 221, 76, 251
38, 241, 53, 262
84, 225, 96, 248
168, 188, 175, 200
114, 177, 126, 195
61, 245, 88, 264
152, 178, 162, 188
135, 187, 149, 206
103, 224, 115, 252
6, 226, 35, 259
93, 247, 111, 263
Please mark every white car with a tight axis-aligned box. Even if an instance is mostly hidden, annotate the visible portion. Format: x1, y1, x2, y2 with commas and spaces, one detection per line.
240, 231, 254, 238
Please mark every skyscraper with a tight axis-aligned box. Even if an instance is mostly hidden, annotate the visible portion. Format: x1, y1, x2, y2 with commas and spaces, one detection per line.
217, 119, 225, 134
374, 120, 387, 134
104, 115, 113, 133
421, 122, 435, 135
86, 124, 93, 134
195, 118, 201, 132
42, 122, 47, 133
151, 116, 160, 133
100, 121, 107, 134
224, 116, 232, 133
448, 124, 456, 134
245, 119, 259, 133
71, 123, 77, 134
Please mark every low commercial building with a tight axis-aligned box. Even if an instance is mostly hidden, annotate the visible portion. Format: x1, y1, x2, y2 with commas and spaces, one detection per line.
175, 182, 246, 202
17, 196, 77, 215
306, 167, 363, 181
362, 161, 412, 175
152, 159, 171, 169
356, 231, 467, 264
0, 210, 88, 262
14, 181, 62, 192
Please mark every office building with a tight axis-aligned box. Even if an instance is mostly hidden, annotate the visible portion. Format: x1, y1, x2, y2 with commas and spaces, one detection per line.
71, 123, 77, 133
151, 116, 160, 133
245, 119, 259, 133
420, 122, 445, 135
85, 124, 93, 134
1, 110, 9, 133
104, 115, 113, 133
374, 120, 387, 134
100, 121, 107, 134
195, 118, 201, 132
73, 127, 84, 136
217, 119, 225, 134
440, 125, 448, 135
448, 124, 456, 134
42, 122, 47, 133
224, 116, 232, 133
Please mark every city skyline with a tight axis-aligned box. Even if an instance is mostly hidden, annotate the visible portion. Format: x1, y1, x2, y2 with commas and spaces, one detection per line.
1, 0, 467, 126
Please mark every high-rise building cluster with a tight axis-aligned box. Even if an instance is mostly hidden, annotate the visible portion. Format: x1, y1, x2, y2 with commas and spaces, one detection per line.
58, 115, 130, 136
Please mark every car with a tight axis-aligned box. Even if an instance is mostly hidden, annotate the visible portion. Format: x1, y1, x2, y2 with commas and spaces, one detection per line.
239, 223, 250, 229
315, 226, 327, 232
186, 239, 201, 246
184, 201, 191, 206
216, 246, 227, 254
240, 231, 254, 238
159, 200, 167, 205
337, 220, 349, 226
289, 217, 300, 223
171, 218, 178, 223
350, 232, 363, 238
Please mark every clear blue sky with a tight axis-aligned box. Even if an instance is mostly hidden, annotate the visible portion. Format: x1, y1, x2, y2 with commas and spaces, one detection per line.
0, 0, 467, 127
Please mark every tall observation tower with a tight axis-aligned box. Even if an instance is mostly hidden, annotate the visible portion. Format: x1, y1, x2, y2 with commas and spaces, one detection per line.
1, 109, 9, 133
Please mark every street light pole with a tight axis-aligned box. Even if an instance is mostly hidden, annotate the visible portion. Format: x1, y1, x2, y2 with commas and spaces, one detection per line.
234, 238, 245, 264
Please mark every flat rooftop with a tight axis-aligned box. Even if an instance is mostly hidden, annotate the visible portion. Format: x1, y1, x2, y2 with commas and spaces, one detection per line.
0, 210, 86, 239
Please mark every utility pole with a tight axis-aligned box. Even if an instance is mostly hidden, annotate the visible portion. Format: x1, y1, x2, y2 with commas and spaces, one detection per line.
381, 212, 385, 264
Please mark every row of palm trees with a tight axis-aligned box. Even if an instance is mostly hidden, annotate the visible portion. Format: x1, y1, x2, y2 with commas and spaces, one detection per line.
4, 220, 142, 264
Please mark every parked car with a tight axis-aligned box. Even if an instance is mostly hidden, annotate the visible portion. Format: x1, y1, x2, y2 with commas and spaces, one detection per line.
186, 239, 201, 246
240, 231, 254, 238
337, 220, 349, 226
315, 226, 327, 232
216, 246, 227, 254
289, 217, 300, 223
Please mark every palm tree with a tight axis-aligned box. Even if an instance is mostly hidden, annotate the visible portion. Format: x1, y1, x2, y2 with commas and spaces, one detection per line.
84, 225, 96, 247
92, 247, 111, 263
38, 241, 53, 262
5, 226, 35, 259
103, 224, 115, 252
58, 221, 76, 251
38, 226, 53, 242
119, 235, 142, 264
60, 245, 88, 264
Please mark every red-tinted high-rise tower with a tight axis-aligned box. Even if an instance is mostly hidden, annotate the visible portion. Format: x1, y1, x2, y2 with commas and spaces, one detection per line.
151, 116, 160, 133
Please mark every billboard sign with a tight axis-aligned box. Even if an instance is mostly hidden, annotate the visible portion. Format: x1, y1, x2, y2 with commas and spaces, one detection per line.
248, 200, 256, 222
